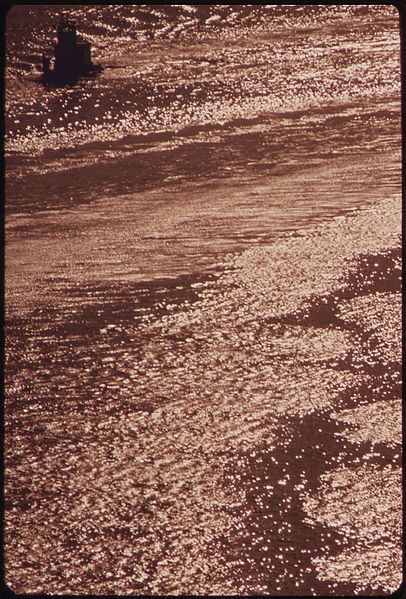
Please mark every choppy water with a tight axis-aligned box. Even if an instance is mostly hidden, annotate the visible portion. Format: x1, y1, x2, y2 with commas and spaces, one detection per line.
5, 5, 402, 595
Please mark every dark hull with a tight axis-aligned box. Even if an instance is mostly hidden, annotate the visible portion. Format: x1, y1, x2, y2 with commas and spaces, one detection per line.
42, 64, 102, 85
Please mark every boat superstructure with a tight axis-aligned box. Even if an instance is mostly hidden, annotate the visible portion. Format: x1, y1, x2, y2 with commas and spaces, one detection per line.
42, 14, 102, 83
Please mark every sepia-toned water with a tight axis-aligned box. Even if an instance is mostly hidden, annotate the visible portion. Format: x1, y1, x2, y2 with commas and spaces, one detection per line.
5, 5, 402, 595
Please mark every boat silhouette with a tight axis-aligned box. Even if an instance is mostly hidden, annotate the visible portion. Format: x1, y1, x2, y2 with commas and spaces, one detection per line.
41, 13, 102, 84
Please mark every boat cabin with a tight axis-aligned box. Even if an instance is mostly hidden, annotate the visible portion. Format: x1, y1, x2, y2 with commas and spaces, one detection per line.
42, 13, 102, 83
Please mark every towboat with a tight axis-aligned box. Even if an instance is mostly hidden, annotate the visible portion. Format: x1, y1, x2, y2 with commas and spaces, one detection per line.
41, 13, 102, 84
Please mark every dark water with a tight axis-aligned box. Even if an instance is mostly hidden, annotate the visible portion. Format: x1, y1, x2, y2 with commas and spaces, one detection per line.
5, 5, 402, 595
